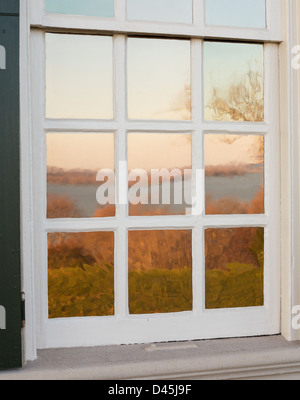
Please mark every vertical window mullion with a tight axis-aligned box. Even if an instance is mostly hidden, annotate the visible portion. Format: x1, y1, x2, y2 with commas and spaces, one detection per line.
191, 38, 204, 314
115, 0, 126, 22
194, 0, 205, 27
114, 34, 129, 318
263, 43, 281, 326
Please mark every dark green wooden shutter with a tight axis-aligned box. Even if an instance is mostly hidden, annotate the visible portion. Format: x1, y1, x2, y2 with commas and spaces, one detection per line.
0, 0, 22, 370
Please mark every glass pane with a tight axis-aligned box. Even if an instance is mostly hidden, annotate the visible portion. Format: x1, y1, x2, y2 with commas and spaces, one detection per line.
205, 134, 264, 215
204, 42, 264, 122
45, 0, 114, 18
47, 133, 115, 218
127, 38, 191, 120
206, 0, 266, 28
127, 0, 193, 24
46, 33, 113, 119
48, 231, 115, 318
128, 133, 192, 216
129, 230, 193, 315
205, 227, 264, 309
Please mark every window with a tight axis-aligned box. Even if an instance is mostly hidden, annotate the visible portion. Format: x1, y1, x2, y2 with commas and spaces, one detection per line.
27, 0, 281, 350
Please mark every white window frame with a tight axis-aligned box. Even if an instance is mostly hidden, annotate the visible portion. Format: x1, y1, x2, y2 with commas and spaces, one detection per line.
280, 0, 300, 342
21, 0, 285, 361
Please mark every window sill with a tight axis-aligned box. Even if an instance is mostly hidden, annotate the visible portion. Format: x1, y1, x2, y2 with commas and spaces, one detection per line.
1, 335, 300, 380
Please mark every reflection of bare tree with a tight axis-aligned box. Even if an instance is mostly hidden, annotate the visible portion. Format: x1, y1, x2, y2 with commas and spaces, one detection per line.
170, 81, 191, 120
208, 70, 264, 122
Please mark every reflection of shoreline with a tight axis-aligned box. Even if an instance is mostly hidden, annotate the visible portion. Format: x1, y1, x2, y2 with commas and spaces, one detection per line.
47, 164, 264, 217
48, 175, 263, 218
47, 164, 262, 185
206, 171, 263, 202
205, 163, 263, 177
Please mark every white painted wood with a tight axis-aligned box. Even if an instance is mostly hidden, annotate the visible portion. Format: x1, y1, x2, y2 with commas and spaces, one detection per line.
20, 0, 37, 363
29, 0, 43, 26
29, 0, 283, 42
114, 34, 129, 319
263, 44, 281, 327
44, 119, 268, 134
30, 30, 48, 351
280, 0, 300, 342
34, 16, 282, 42
40, 307, 275, 349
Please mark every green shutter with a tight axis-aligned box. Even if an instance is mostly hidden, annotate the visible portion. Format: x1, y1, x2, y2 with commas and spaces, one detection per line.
0, 0, 22, 370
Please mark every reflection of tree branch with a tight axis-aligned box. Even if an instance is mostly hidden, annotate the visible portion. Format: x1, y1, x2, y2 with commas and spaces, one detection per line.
208, 70, 264, 122
170, 81, 191, 120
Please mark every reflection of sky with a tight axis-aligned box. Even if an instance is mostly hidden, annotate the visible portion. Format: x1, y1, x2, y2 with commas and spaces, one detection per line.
47, 133, 191, 171
205, 135, 263, 166
127, 0, 193, 24
127, 38, 191, 120
47, 133, 115, 170
46, 34, 113, 119
45, 0, 114, 18
206, 0, 266, 28
204, 42, 264, 119
128, 134, 191, 171
46, 35, 264, 171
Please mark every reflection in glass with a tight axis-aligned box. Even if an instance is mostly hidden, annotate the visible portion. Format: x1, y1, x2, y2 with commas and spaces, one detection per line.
128, 134, 192, 216
204, 42, 264, 122
127, 38, 191, 120
127, 0, 193, 24
46, 33, 113, 119
47, 133, 115, 218
206, 0, 266, 28
205, 227, 264, 309
205, 134, 264, 215
48, 231, 115, 318
45, 0, 114, 18
128, 230, 193, 315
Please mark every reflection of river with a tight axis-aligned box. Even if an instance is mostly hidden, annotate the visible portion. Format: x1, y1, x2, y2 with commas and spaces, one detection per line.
48, 172, 263, 217
206, 172, 263, 202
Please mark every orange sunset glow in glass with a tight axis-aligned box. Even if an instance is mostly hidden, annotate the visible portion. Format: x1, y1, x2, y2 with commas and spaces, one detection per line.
47, 133, 115, 219
128, 133, 192, 216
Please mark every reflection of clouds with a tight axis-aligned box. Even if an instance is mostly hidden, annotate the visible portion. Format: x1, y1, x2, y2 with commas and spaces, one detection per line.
214, 135, 241, 145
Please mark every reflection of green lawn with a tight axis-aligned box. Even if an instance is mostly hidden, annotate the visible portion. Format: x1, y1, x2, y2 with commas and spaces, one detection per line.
48, 262, 263, 319
206, 263, 264, 309
129, 268, 193, 314
48, 263, 115, 319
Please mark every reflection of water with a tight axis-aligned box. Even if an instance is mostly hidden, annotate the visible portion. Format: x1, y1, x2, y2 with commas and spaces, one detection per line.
48, 183, 101, 217
48, 172, 262, 217
206, 172, 263, 202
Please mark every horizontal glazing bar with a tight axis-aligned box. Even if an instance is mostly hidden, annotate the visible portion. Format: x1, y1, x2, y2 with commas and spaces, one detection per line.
32, 17, 282, 42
